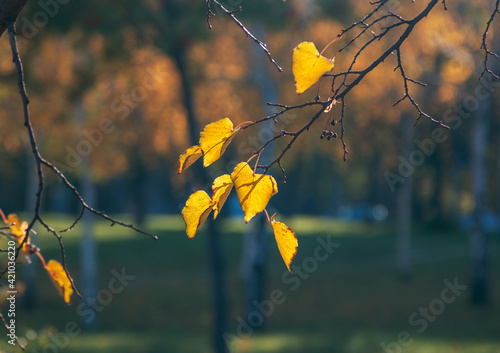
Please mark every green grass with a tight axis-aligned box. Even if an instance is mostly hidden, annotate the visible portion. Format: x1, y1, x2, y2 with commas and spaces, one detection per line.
1, 214, 499, 353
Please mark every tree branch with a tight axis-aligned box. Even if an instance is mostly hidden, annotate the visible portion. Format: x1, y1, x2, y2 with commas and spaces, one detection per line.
3, 22, 157, 301
246, 0, 448, 176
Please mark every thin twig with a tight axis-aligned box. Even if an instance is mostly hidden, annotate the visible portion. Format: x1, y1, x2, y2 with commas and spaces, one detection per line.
3, 23, 157, 299
340, 99, 348, 161
480, 0, 500, 79
208, 0, 282, 72
38, 217, 82, 298
241, 101, 327, 128
393, 48, 448, 128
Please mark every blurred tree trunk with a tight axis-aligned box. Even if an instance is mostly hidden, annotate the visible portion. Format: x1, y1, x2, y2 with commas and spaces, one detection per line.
240, 25, 279, 328
172, 47, 228, 353
469, 97, 490, 304
81, 159, 97, 327
397, 114, 413, 279
129, 108, 147, 227
241, 215, 267, 326
23, 153, 38, 309
75, 99, 97, 326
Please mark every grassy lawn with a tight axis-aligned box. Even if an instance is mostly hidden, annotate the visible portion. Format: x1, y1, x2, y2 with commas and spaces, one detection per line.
1, 214, 499, 353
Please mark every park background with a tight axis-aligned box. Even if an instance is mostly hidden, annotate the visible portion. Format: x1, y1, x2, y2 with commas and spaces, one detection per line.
0, 0, 499, 352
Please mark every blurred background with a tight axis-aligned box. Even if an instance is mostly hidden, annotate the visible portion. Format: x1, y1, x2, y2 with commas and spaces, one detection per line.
0, 0, 499, 352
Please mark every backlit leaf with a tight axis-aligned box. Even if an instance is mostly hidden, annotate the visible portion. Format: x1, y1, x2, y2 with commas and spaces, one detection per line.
199, 118, 239, 167
6, 214, 31, 260
292, 41, 335, 94
7, 214, 27, 238
177, 145, 203, 174
231, 162, 278, 223
45, 260, 73, 304
182, 190, 214, 239
211, 174, 233, 220
270, 215, 298, 272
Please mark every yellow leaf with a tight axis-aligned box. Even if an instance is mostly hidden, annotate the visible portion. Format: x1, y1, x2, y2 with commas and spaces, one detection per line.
270, 215, 298, 272
292, 41, 335, 94
177, 145, 203, 174
45, 260, 73, 304
7, 214, 31, 260
7, 214, 27, 238
199, 118, 239, 167
211, 174, 233, 220
231, 162, 278, 223
182, 190, 214, 239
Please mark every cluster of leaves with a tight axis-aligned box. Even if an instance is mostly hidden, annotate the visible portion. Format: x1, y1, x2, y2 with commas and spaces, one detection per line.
1, 209, 73, 304
178, 118, 299, 271
176, 40, 340, 271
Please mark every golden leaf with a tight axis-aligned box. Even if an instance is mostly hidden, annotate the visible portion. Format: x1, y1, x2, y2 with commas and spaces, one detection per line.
270, 215, 298, 272
231, 162, 278, 223
45, 260, 73, 304
292, 41, 335, 94
211, 174, 233, 220
7, 214, 27, 238
177, 145, 203, 174
182, 190, 214, 239
7, 214, 31, 260
199, 118, 239, 167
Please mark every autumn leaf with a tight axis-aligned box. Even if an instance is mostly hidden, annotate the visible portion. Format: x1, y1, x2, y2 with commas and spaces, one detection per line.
211, 174, 233, 220
292, 41, 335, 94
231, 162, 278, 223
269, 214, 298, 272
7, 214, 27, 238
182, 190, 214, 239
6, 214, 31, 260
45, 260, 73, 304
177, 145, 203, 174
199, 118, 239, 167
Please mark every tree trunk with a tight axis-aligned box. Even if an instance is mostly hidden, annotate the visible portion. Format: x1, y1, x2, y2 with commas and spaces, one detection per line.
396, 114, 414, 279
23, 153, 38, 309
172, 48, 228, 353
469, 96, 490, 304
240, 25, 279, 328
129, 108, 147, 227
74, 99, 98, 325
81, 159, 97, 327
240, 215, 267, 328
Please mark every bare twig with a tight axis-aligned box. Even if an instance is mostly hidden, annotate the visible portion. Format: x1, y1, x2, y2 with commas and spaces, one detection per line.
338, 0, 390, 38
480, 0, 500, 79
335, 0, 443, 124
207, 0, 283, 72
3, 23, 157, 299
205, 0, 215, 29
393, 48, 448, 128
241, 101, 328, 128
339, 99, 348, 161
256, 103, 329, 172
